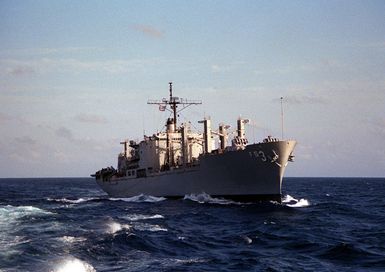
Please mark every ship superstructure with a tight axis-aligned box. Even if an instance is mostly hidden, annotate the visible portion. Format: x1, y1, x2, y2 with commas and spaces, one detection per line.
93, 83, 296, 202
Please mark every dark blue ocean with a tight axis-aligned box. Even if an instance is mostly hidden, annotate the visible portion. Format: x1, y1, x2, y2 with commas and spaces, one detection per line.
0, 178, 384, 272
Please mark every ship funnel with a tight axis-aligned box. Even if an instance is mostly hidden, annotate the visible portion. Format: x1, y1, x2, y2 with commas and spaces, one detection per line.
219, 124, 230, 150
166, 118, 175, 133
232, 118, 249, 150
181, 123, 189, 166
237, 118, 249, 138
198, 117, 212, 154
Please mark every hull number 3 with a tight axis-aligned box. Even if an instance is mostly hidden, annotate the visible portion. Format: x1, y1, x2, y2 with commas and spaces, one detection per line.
249, 150, 279, 164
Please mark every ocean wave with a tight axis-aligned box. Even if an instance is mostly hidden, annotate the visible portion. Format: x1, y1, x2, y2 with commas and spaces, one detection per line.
105, 218, 168, 235
240, 235, 253, 244
109, 194, 166, 203
0, 205, 54, 222
59, 236, 87, 244
106, 221, 131, 234
53, 257, 96, 272
47, 197, 98, 204
1, 177, 383, 271
183, 193, 242, 205
123, 214, 164, 221
133, 222, 168, 232
0, 235, 31, 254
0, 205, 54, 258
282, 194, 310, 207
319, 242, 375, 262
173, 257, 208, 264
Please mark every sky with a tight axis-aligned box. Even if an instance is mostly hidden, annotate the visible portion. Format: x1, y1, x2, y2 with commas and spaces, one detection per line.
0, 0, 384, 178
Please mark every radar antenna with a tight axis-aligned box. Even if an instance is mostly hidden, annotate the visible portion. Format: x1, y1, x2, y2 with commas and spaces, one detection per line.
147, 82, 202, 127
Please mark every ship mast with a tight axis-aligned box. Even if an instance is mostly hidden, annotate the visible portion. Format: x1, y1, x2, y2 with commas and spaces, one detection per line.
280, 96, 284, 140
169, 82, 177, 127
147, 82, 202, 128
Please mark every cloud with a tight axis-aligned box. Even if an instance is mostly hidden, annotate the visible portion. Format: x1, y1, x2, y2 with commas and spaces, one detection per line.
0, 112, 13, 122
55, 127, 74, 141
211, 64, 232, 73
0, 59, 40, 76
8, 65, 36, 76
131, 24, 164, 39
254, 64, 315, 75
254, 59, 343, 76
369, 117, 385, 138
211, 61, 246, 73
53, 150, 73, 163
0, 47, 103, 57
7, 136, 41, 164
349, 41, 385, 49
74, 113, 107, 124
9, 150, 41, 163
211, 65, 221, 73
14, 136, 36, 145
0, 57, 162, 76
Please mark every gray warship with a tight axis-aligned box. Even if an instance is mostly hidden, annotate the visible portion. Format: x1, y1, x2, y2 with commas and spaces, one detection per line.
92, 82, 296, 202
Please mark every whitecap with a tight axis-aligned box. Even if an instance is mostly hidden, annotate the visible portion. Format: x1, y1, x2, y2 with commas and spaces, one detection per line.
183, 192, 241, 205
174, 257, 208, 264
47, 197, 97, 204
59, 236, 87, 244
106, 221, 131, 234
0, 205, 54, 223
283, 194, 310, 207
282, 194, 297, 203
0, 205, 54, 255
0, 235, 31, 254
133, 222, 168, 232
110, 194, 166, 203
287, 198, 310, 207
146, 225, 168, 232
54, 257, 96, 272
240, 235, 253, 244
123, 214, 164, 221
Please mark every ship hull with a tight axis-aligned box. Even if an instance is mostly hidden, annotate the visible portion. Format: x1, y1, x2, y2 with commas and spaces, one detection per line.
96, 140, 296, 202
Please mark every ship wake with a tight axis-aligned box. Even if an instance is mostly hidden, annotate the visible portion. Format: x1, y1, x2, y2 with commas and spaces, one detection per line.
109, 194, 166, 203
183, 193, 243, 205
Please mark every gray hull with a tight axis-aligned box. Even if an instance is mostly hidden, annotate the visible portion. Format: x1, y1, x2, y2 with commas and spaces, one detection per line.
96, 140, 296, 202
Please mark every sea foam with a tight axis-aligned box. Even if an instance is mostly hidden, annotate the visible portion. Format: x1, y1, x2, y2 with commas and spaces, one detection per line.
47, 197, 99, 204
110, 194, 166, 203
107, 221, 131, 234
59, 236, 87, 244
183, 192, 242, 205
0, 205, 54, 220
282, 194, 310, 207
133, 222, 168, 232
54, 257, 95, 272
0, 205, 54, 255
123, 214, 164, 221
